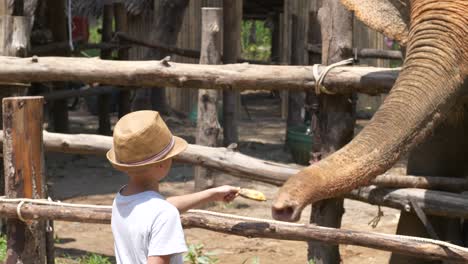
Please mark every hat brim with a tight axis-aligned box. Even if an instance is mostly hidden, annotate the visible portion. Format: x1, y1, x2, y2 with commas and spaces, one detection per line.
106, 136, 188, 172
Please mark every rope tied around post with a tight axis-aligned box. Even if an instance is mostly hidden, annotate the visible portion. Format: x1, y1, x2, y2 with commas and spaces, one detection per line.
312, 58, 355, 95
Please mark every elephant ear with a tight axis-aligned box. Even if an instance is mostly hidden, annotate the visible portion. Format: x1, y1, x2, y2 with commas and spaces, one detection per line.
341, 0, 410, 45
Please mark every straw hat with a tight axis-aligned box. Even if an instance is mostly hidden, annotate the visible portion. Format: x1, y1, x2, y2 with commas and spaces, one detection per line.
106, 110, 188, 171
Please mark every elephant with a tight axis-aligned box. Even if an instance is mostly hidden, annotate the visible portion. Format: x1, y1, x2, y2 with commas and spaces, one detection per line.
272, 0, 467, 262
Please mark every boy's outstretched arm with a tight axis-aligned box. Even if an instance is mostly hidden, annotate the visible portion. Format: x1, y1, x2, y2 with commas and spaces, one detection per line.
167, 185, 239, 213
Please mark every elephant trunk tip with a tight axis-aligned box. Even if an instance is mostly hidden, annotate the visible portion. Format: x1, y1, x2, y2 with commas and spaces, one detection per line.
271, 194, 302, 222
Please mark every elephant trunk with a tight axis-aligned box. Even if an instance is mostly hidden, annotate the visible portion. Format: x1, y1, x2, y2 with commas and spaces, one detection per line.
273, 0, 468, 222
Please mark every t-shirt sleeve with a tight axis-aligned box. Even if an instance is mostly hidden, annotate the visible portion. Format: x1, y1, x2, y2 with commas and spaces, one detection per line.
148, 205, 187, 257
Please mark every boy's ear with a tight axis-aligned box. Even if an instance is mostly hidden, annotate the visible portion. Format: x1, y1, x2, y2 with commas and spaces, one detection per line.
340, 0, 410, 45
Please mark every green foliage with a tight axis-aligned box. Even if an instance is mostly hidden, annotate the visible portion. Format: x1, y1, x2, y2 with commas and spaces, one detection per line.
77, 253, 112, 264
241, 20, 272, 61
308, 259, 316, 264
184, 244, 218, 264
0, 235, 6, 262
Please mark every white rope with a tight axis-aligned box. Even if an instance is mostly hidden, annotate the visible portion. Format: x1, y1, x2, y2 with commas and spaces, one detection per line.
312, 58, 354, 95
16, 200, 26, 222
1, 197, 467, 253
0, 196, 111, 209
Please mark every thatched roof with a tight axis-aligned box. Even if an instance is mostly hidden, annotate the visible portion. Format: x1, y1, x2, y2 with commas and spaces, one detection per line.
72, 0, 152, 17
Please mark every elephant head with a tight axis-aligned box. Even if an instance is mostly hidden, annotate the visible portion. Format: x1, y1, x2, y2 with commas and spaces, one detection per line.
272, 0, 468, 222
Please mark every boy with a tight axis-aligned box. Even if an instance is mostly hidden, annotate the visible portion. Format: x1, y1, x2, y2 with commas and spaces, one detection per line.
107, 110, 239, 264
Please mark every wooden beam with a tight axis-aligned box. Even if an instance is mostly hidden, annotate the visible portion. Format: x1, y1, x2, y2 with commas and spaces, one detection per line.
115, 32, 200, 58
0, 56, 399, 95
346, 186, 468, 219
42, 85, 121, 101
307, 44, 403, 60
115, 31, 271, 65
30, 41, 127, 56
309, 1, 355, 262
0, 202, 466, 262
114, 3, 131, 118
222, 0, 242, 146
97, 4, 113, 136
47, 0, 69, 133
3, 96, 46, 264
194, 8, 222, 192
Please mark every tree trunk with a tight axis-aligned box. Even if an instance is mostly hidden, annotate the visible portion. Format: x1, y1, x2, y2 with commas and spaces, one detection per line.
132, 0, 189, 113
3, 97, 46, 264
309, 1, 354, 264
194, 8, 222, 192
390, 103, 468, 264
222, 0, 242, 146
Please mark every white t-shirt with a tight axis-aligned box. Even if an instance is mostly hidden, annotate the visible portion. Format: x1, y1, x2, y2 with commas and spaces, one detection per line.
112, 190, 187, 264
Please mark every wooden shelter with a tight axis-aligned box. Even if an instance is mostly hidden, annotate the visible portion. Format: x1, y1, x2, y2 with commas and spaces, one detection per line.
70, 0, 392, 116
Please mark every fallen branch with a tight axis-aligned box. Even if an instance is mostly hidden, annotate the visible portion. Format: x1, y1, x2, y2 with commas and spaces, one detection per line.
0, 201, 466, 262
0, 56, 398, 95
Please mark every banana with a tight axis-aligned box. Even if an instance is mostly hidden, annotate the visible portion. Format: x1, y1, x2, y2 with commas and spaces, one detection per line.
238, 188, 267, 201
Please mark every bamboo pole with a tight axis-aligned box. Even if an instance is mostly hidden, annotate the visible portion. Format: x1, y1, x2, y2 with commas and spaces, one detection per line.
3, 96, 46, 263
0, 202, 466, 262
194, 8, 222, 191
0, 56, 398, 95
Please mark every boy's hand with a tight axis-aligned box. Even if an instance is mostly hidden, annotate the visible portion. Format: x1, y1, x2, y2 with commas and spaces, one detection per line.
209, 185, 240, 203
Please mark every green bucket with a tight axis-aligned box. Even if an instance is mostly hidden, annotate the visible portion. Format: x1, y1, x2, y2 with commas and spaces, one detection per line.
286, 125, 313, 165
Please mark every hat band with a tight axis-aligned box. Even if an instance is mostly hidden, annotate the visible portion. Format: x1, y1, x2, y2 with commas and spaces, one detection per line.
124, 136, 175, 165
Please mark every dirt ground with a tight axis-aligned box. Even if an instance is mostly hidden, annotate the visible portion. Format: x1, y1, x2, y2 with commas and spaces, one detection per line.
48, 91, 404, 263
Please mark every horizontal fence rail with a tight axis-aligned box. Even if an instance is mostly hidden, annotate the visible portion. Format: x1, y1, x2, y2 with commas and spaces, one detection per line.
0, 56, 399, 95
0, 130, 467, 219
0, 199, 467, 262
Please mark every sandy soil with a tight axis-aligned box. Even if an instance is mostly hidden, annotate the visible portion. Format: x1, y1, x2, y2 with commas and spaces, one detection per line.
47, 92, 404, 263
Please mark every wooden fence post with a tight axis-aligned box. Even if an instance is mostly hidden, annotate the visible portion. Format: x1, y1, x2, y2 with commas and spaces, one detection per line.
47, 0, 69, 133
308, 1, 355, 263
222, 0, 242, 146
98, 4, 113, 135
194, 7, 222, 192
114, 2, 131, 118
3, 96, 46, 264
